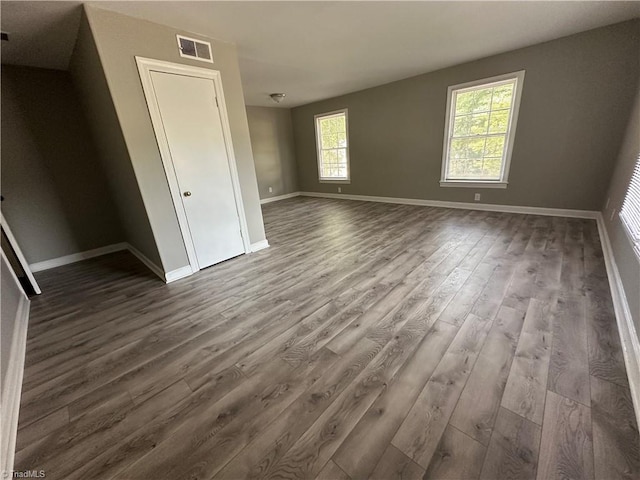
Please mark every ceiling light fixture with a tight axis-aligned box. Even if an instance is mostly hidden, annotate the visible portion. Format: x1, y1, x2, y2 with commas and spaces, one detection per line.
270, 93, 286, 104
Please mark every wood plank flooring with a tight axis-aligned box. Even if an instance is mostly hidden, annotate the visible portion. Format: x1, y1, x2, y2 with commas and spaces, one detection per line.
14, 197, 639, 479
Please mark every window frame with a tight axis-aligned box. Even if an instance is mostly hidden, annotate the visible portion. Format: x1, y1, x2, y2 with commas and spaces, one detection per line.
314, 108, 351, 184
440, 70, 525, 189
619, 155, 640, 260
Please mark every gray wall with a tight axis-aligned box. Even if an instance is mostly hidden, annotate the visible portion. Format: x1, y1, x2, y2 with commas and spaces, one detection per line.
1, 254, 26, 390
292, 20, 640, 211
83, 6, 266, 272
1, 65, 125, 264
68, 11, 162, 268
246, 106, 299, 199
603, 83, 640, 333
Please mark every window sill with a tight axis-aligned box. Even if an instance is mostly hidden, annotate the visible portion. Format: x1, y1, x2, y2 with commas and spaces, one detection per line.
440, 181, 508, 189
319, 179, 351, 184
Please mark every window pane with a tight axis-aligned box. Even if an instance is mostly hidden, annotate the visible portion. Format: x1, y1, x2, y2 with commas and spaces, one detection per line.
449, 137, 505, 179
482, 157, 502, 178
620, 156, 640, 257
319, 118, 332, 134
456, 89, 486, 114
450, 157, 501, 180
488, 110, 509, 134
470, 159, 483, 176
323, 149, 337, 164
451, 137, 484, 159
450, 138, 467, 159
449, 159, 461, 177
484, 136, 506, 157
451, 158, 473, 177
335, 115, 346, 132
325, 118, 333, 134
456, 87, 493, 115
455, 91, 475, 115
337, 148, 347, 167
337, 132, 347, 148
473, 88, 493, 113
491, 84, 514, 109
469, 113, 490, 135
453, 115, 472, 137
468, 138, 486, 159
449, 158, 463, 176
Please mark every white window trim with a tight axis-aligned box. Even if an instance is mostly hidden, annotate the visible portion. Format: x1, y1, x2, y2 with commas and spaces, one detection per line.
620, 216, 640, 260
440, 180, 508, 189
619, 155, 640, 260
440, 70, 525, 188
315, 108, 351, 184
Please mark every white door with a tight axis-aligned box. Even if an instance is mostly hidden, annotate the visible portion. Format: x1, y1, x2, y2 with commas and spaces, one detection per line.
150, 71, 245, 269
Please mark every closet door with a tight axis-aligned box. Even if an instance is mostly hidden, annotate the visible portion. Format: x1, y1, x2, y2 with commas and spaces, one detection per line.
150, 71, 244, 269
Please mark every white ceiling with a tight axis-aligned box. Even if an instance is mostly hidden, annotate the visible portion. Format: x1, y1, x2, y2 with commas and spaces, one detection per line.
2, 1, 639, 107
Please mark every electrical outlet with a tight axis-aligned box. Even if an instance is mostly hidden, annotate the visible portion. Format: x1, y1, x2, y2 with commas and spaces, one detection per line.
474, 193, 481, 201
268, 186, 273, 193
610, 208, 616, 221
338, 187, 342, 193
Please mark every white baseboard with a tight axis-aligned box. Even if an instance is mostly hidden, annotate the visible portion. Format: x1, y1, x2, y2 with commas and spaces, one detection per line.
23, 241, 194, 285
1, 254, 31, 475
24, 240, 275, 284
250, 240, 270, 252
29, 242, 129, 272
124, 243, 166, 282
260, 192, 301, 204
299, 191, 599, 219
596, 213, 640, 429
164, 265, 194, 283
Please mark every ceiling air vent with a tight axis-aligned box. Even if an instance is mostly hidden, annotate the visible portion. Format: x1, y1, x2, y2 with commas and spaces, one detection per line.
177, 35, 213, 63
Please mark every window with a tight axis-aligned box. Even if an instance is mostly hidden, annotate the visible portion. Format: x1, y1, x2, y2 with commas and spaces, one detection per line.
620, 155, 640, 258
315, 109, 350, 183
441, 71, 525, 188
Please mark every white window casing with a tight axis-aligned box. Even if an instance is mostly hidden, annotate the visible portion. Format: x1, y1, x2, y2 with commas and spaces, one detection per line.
315, 109, 351, 184
620, 154, 640, 259
440, 71, 525, 188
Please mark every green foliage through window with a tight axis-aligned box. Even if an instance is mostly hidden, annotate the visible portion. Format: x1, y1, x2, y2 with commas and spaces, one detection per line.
316, 111, 349, 180
446, 78, 517, 181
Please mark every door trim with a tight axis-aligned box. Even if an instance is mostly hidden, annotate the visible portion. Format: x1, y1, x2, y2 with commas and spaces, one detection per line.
136, 57, 251, 273
1, 212, 41, 294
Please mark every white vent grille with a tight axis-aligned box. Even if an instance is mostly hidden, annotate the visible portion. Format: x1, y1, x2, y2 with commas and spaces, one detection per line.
177, 35, 213, 63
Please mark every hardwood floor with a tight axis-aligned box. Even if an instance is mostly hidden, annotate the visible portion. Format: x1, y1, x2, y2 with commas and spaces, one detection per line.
14, 197, 639, 479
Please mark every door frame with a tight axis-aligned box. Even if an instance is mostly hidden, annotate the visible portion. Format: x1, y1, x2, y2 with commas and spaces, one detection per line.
1, 212, 41, 294
136, 57, 251, 273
